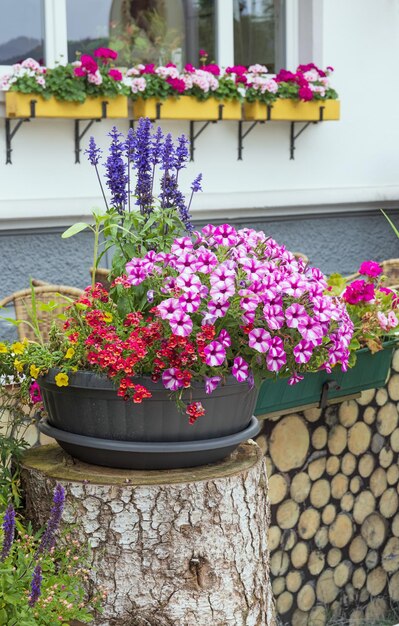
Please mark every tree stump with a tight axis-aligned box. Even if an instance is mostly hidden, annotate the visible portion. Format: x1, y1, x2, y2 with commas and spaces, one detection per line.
21, 442, 275, 626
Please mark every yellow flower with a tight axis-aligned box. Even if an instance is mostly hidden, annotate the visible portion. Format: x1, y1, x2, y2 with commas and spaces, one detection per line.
11, 342, 25, 355
0, 343, 8, 353
70, 366, 78, 372
103, 312, 113, 323
55, 373, 69, 387
14, 359, 24, 373
65, 347, 75, 359
30, 364, 40, 379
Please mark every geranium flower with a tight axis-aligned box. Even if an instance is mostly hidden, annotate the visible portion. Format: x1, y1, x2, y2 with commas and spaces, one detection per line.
248, 328, 272, 353
204, 341, 226, 366
343, 279, 375, 304
359, 260, 383, 278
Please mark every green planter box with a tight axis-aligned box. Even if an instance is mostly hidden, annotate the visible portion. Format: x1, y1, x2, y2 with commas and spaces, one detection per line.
255, 340, 397, 418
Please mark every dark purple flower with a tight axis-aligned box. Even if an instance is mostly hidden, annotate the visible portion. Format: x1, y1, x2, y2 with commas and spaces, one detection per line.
104, 126, 128, 213
191, 173, 203, 193
150, 126, 164, 165
85, 136, 102, 166
35, 483, 65, 556
160, 133, 175, 172
29, 565, 42, 606
175, 135, 189, 172
0, 504, 15, 561
131, 117, 153, 214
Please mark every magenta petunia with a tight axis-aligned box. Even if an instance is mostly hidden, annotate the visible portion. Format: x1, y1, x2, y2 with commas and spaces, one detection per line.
179, 288, 201, 313
171, 237, 194, 255
288, 372, 304, 386
213, 224, 238, 247
162, 368, 184, 391
293, 340, 314, 364
157, 298, 179, 319
210, 280, 236, 303
169, 310, 193, 336
266, 350, 287, 372
248, 328, 272, 353
208, 299, 230, 318
218, 329, 231, 348
285, 303, 308, 329
204, 341, 226, 367
205, 376, 222, 394
232, 356, 249, 382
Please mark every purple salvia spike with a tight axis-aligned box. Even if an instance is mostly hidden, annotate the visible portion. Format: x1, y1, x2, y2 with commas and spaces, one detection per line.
0, 504, 15, 561
29, 565, 42, 606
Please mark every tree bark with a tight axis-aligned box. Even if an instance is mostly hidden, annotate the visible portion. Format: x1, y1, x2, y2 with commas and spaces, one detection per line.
21, 442, 275, 626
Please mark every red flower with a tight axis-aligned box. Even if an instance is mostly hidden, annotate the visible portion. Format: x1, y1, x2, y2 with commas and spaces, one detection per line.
201, 64, 220, 76
140, 63, 156, 74
108, 69, 122, 81
298, 86, 313, 101
94, 47, 118, 61
186, 401, 206, 424
73, 66, 86, 78
80, 54, 98, 74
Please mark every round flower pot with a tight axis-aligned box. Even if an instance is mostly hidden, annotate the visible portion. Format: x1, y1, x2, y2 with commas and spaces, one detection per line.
38, 370, 260, 470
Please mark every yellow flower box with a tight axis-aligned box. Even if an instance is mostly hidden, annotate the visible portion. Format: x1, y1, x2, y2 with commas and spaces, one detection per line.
243, 99, 340, 122
131, 96, 242, 121
5, 92, 128, 119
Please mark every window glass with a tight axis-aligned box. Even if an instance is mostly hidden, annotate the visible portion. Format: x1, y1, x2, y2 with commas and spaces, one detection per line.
0, 0, 44, 65
234, 0, 277, 71
67, 0, 215, 68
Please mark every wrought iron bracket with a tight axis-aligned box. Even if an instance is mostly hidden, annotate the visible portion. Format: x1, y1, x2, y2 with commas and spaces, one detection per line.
237, 104, 272, 160
189, 104, 224, 161
5, 99, 37, 164
290, 105, 325, 159
74, 101, 109, 163
319, 379, 341, 410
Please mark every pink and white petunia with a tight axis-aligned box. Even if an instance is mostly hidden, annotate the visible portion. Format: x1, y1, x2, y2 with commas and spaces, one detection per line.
171, 236, 194, 255
173, 252, 201, 274
266, 350, 287, 372
208, 299, 230, 318
285, 303, 309, 329
204, 341, 226, 367
210, 280, 236, 302
213, 224, 238, 247
298, 317, 324, 343
176, 272, 203, 292
205, 376, 222, 394
157, 298, 179, 319
179, 288, 201, 313
288, 372, 304, 386
293, 340, 314, 364
169, 310, 193, 336
232, 356, 249, 382
263, 304, 284, 330
248, 328, 272, 353
196, 247, 218, 274
218, 329, 231, 348
162, 367, 184, 391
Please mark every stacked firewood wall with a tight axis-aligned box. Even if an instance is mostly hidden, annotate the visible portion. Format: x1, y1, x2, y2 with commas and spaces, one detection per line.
261, 348, 399, 625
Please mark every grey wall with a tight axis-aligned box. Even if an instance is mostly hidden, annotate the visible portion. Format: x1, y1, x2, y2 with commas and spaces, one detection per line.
1, 209, 399, 340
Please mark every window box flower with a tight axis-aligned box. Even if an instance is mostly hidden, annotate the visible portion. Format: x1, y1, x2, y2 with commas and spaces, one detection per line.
243, 98, 340, 122
131, 95, 241, 121
5, 92, 128, 120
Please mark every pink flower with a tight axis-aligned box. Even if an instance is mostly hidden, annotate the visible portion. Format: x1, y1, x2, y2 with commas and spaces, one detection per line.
377, 312, 389, 331
108, 69, 122, 81
179, 289, 201, 313
266, 350, 287, 372
29, 381, 42, 404
196, 248, 218, 273
248, 328, 272, 353
171, 237, 193, 254
263, 304, 284, 330
94, 47, 118, 60
205, 376, 221, 394
207, 299, 230, 318
343, 280, 375, 304
176, 272, 202, 292
204, 341, 226, 367
162, 368, 184, 391
80, 54, 98, 74
218, 329, 231, 348
209, 280, 235, 302
298, 318, 323, 343
169, 310, 193, 337
388, 311, 399, 328
173, 252, 201, 274
288, 372, 304, 386
213, 224, 238, 246
359, 260, 383, 278
157, 298, 179, 320
293, 341, 314, 364
298, 86, 313, 101
285, 303, 308, 329
167, 76, 186, 93
232, 357, 249, 382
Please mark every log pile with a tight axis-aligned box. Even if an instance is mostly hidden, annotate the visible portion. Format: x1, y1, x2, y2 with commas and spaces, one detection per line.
263, 348, 399, 624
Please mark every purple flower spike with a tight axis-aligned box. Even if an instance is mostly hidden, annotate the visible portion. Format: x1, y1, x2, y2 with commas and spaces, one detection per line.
85, 136, 102, 166
131, 117, 154, 214
191, 173, 202, 193
105, 126, 128, 213
150, 126, 164, 165
175, 135, 189, 171
29, 565, 42, 606
0, 504, 15, 561
35, 483, 65, 556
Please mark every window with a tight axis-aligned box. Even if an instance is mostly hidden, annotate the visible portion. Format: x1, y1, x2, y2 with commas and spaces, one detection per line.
233, 0, 283, 72
66, 0, 215, 68
0, 0, 44, 65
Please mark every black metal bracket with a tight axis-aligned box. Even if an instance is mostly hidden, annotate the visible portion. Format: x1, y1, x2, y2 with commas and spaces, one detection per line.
189, 104, 224, 161
74, 101, 108, 163
5, 99, 37, 164
290, 105, 325, 159
237, 104, 272, 160
319, 379, 341, 410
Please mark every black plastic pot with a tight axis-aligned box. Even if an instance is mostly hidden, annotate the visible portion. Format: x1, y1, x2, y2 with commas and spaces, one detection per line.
38, 370, 260, 469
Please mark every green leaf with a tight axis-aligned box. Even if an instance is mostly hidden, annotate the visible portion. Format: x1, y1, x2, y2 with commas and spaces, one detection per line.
381, 209, 399, 239
62, 222, 90, 238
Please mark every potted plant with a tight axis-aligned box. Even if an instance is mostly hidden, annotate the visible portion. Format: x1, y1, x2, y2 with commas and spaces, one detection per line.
0, 119, 358, 470
255, 261, 399, 417
243, 63, 340, 121
2, 48, 128, 119
126, 51, 243, 121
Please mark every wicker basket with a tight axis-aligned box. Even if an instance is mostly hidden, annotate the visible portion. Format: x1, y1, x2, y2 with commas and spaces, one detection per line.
90, 267, 111, 290
0, 284, 84, 342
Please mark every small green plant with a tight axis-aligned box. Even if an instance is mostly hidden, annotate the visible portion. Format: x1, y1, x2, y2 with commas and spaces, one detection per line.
0, 484, 104, 625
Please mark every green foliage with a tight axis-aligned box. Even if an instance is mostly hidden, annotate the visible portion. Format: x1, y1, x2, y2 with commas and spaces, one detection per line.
0, 519, 103, 625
